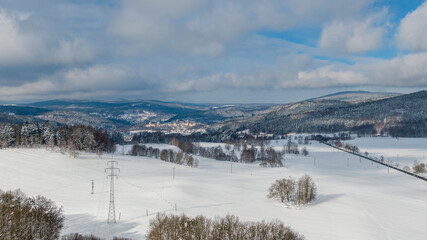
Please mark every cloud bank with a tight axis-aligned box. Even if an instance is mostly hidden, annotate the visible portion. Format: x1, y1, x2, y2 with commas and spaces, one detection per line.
0, 0, 426, 103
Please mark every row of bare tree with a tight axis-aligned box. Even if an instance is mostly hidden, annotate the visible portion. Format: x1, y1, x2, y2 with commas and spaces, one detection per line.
130, 144, 198, 168
148, 213, 304, 240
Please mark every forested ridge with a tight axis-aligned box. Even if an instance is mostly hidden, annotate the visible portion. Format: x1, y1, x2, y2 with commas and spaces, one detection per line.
217, 90, 427, 137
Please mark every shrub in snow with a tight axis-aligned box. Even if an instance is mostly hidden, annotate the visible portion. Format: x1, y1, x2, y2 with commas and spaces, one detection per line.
61, 233, 132, 240
301, 147, 309, 156
412, 161, 425, 173
0, 189, 64, 240
344, 143, 359, 153
148, 213, 304, 240
61, 233, 102, 240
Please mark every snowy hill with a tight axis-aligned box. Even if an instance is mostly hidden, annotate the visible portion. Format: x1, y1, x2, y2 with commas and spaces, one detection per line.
311, 91, 400, 103
1, 137, 426, 239
218, 90, 427, 136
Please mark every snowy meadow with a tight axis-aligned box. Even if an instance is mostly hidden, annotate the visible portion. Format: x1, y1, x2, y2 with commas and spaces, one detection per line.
0, 137, 426, 239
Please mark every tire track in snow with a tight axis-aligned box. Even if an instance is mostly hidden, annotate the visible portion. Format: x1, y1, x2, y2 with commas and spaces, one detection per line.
120, 177, 176, 209
93, 176, 107, 235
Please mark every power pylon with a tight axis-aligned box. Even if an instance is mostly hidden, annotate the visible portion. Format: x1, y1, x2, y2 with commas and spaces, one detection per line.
105, 161, 120, 224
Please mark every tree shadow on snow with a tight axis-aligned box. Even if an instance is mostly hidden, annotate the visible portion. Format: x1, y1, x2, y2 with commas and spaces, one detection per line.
61, 213, 144, 239
314, 193, 345, 205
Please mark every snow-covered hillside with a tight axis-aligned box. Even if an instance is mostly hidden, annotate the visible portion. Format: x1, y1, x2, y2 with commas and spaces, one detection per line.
1, 138, 426, 239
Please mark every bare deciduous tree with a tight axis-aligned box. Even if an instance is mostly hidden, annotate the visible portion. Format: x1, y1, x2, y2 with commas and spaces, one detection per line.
68, 141, 79, 158
46, 135, 55, 152
160, 149, 169, 161
268, 178, 296, 203
0, 189, 64, 240
96, 147, 103, 158
295, 174, 317, 205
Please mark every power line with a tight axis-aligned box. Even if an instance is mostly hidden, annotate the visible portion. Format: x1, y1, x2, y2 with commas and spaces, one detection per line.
105, 161, 120, 224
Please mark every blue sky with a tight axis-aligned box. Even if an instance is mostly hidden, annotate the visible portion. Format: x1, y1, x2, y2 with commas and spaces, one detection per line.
0, 0, 426, 104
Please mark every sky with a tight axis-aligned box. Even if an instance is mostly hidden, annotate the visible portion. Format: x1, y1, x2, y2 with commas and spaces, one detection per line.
0, 0, 427, 104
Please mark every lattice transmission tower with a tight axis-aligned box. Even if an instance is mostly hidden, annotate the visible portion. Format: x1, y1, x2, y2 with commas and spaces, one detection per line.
105, 160, 120, 224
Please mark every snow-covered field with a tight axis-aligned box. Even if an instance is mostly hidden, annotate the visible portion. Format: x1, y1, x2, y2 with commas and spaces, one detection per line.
1, 138, 427, 240
344, 137, 427, 177
114, 144, 180, 155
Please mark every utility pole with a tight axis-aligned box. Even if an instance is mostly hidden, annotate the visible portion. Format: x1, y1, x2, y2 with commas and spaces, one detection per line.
91, 180, 94, 194
387, 159, 390, 174
105, 161, 120, 224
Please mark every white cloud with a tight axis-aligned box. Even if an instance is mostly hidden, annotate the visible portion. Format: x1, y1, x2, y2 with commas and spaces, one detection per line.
319, 11, 387, 54
0, 65, 137, 101
0, 9, 39, 65
109, 0, 376, 56
164, 71, 276, 93
0, 80, 55, 97
3, 0, 426, 103
294, 52, 427, 88
0, 8, 97, 66
294, 66, 368, 87
366, 52, 427, 86
397, 1, 427, 51
59, 65, 134, 90
163, 51, 427, 92
49, 39, 98, 65
3, 51, 427, 102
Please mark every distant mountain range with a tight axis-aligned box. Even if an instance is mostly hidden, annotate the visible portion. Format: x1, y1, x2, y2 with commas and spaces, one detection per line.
1, 90, 426, 137
0, 99, 218, 130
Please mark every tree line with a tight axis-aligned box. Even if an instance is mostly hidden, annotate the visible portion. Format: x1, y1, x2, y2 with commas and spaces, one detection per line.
0, 122, 116, 155
170, 138, 286, 167
130, 144, 198, 168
